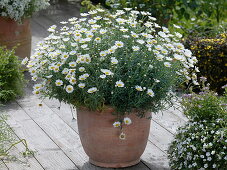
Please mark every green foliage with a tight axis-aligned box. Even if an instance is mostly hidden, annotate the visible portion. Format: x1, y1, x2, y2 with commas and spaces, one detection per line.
168, 81, 227, 169
184, 33, 227, 94
168, 119, 227, 169
0, 46, 24, 103
84, 0, 227, 26
181, 77, 227, 121
26, 9, 197, 119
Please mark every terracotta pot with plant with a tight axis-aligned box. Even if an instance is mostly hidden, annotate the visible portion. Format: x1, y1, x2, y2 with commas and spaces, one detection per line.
0, 0, 49, 59
23, 8, 199, 168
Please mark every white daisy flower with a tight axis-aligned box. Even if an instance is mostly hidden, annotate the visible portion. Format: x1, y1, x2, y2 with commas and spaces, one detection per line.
46, 75, 53, 79
80, 13, 89, 17
119, 132, 126, 140
101, 69, 113, 76
79, 75, 86, 81
164, 62, 171, 67
69, 62, 76, 67
124, 8, 132, 11
131, 32, 138, 38
135, 85, 143, 91
33, 84, 42, 90
79, 67, 85, 72
123, 35, 130, 38
100, 51, 107, 57
111, 57, 118, 64
175, 32, 182, 38
99, 29, 107, 34
69, 51, 77, 55
156, 54, 164, 61
94, 37, 101, 43
83, 73, 89, 78
66, 85, 74, 93
132, 46, 140, 51
115, 80, 124, 87
137, 39, 145, 44
100, 75, 106, 79
55, 79, 63, 86
21, 57, 29, 65
124, 117, 132, 125
62, 68, 69, 74
115, 41, 124, 48
87, 87, 98, 93
113, 121, 121, 128
173, 24, 181, 29
32, 90, 40, 95
184, 49, 192, 57
147, 89, 155, 97
69, 77, 77, 85
78, 83, 85, 88
174, 54, 185, 61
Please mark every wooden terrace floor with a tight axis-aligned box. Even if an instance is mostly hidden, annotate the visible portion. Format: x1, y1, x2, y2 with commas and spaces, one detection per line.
0, 1, 187, 169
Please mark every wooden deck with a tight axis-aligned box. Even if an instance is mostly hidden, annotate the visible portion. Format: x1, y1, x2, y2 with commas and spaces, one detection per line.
0, 1, 187, 169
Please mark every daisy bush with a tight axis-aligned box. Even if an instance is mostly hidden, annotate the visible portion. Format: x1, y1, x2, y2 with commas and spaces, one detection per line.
23, 9, 198, 131
0, 0, 50, 21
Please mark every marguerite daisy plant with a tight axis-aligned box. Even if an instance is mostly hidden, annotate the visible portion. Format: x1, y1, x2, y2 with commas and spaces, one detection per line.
24, 8, 199, 139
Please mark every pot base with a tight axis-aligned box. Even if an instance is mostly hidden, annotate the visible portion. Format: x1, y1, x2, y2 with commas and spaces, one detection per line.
89, 158, 140, 168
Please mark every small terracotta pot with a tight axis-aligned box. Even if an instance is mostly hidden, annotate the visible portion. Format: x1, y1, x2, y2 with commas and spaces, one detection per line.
0, 17, 31, 59
77, 107, 151, 168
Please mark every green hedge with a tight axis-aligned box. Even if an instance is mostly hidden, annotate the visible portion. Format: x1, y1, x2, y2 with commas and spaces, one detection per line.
0, 46, 24, 102
184, 33, 227, 94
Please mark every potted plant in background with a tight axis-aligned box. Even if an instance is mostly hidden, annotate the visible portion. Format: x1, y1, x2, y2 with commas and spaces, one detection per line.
0, 0, 50, 59
0, 46, 24, 103
23, 9, 198, 168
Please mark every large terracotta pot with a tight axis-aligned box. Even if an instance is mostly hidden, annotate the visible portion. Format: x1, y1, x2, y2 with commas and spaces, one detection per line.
77, 107, 151, 168
0, 17, 31, 59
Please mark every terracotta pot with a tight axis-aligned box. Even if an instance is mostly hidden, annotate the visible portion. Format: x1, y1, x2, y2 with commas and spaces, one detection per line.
77, 107, 151, 168
0, 17, 31, 59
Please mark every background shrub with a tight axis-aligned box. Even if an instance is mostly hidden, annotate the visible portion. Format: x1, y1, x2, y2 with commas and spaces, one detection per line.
168, 82, 227, 169
83, 0, 227, 31
184, 33, 227, 94
168, 119, 227, 170
0, 46, 24, 103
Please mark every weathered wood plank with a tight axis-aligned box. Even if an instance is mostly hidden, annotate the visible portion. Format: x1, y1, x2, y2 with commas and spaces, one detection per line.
152, 110, 186, 134
168, 106, 188, 122
3, 102, 77, 170
0, 161, 8, 170
43, 98, 170, 169
3, 142, 44, 170
149, 120, 174, 153
142, 142, 170, 170
17, 96, 99, 169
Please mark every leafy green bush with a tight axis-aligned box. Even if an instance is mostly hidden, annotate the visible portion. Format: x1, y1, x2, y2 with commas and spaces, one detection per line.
0, 46, 24, 103
168, 80, 227, 169
184, 33, 227, 94
181, 80, 227, 121
168, 119, 227, 170
83, 0, 227, 28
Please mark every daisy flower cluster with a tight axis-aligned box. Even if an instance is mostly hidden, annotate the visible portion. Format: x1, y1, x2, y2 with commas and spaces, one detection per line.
168, 119, 227, 169
0, 0, 49, 21
23, 8, 198, 139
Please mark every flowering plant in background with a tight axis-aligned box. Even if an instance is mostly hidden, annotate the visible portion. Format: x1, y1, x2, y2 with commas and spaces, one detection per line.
0, 0, 50, 21
168, 119, 227, 170
168, 79, 227, 169
23, 9, 198, 139
181, 77, 227, 121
